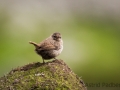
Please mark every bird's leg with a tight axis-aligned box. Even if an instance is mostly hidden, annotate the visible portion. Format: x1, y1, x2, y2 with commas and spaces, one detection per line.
54, 57, 57, 60
42, 57, 45, 63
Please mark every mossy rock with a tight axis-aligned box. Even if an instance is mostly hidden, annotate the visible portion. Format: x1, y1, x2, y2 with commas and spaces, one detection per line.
0, 60, 87, 90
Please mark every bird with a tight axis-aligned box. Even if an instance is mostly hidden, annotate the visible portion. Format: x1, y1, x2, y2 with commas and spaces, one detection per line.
29, 32, 63, 63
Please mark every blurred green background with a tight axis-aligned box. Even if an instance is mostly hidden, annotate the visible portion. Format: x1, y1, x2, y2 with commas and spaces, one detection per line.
0, 0, 120, 90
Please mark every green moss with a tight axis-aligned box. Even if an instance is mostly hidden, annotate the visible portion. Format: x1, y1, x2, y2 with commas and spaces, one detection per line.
0, 60, 87, 90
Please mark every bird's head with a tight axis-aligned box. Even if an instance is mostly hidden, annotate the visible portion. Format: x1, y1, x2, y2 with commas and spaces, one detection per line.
52, 32, 62, 41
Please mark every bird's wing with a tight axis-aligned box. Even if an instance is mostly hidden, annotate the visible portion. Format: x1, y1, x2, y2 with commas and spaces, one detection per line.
39, 39, 56, 50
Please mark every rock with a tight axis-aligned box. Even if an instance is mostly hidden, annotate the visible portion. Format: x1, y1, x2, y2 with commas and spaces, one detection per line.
0, 60, 87, 90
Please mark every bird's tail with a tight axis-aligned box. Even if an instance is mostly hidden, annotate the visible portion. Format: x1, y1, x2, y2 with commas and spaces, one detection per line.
29, 41, 39, 47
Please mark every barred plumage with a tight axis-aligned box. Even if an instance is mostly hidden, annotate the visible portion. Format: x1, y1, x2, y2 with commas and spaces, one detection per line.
29, 32, 63, 63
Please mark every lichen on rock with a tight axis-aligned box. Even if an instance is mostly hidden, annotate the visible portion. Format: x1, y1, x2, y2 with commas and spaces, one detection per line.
0, 60, 87, 90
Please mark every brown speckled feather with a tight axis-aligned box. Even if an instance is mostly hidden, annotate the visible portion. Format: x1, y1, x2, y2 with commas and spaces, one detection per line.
29, 32, 63, 63
38, 36, 57, 50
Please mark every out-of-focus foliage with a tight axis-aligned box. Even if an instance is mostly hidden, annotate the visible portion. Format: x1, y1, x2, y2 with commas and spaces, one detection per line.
0, 0, 120, 90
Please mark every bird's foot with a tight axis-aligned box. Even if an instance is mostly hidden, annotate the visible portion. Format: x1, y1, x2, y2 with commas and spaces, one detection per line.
54, 58, 57, 60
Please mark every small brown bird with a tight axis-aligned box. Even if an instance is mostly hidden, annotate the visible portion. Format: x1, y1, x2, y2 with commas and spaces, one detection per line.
29, 32, 63, 63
